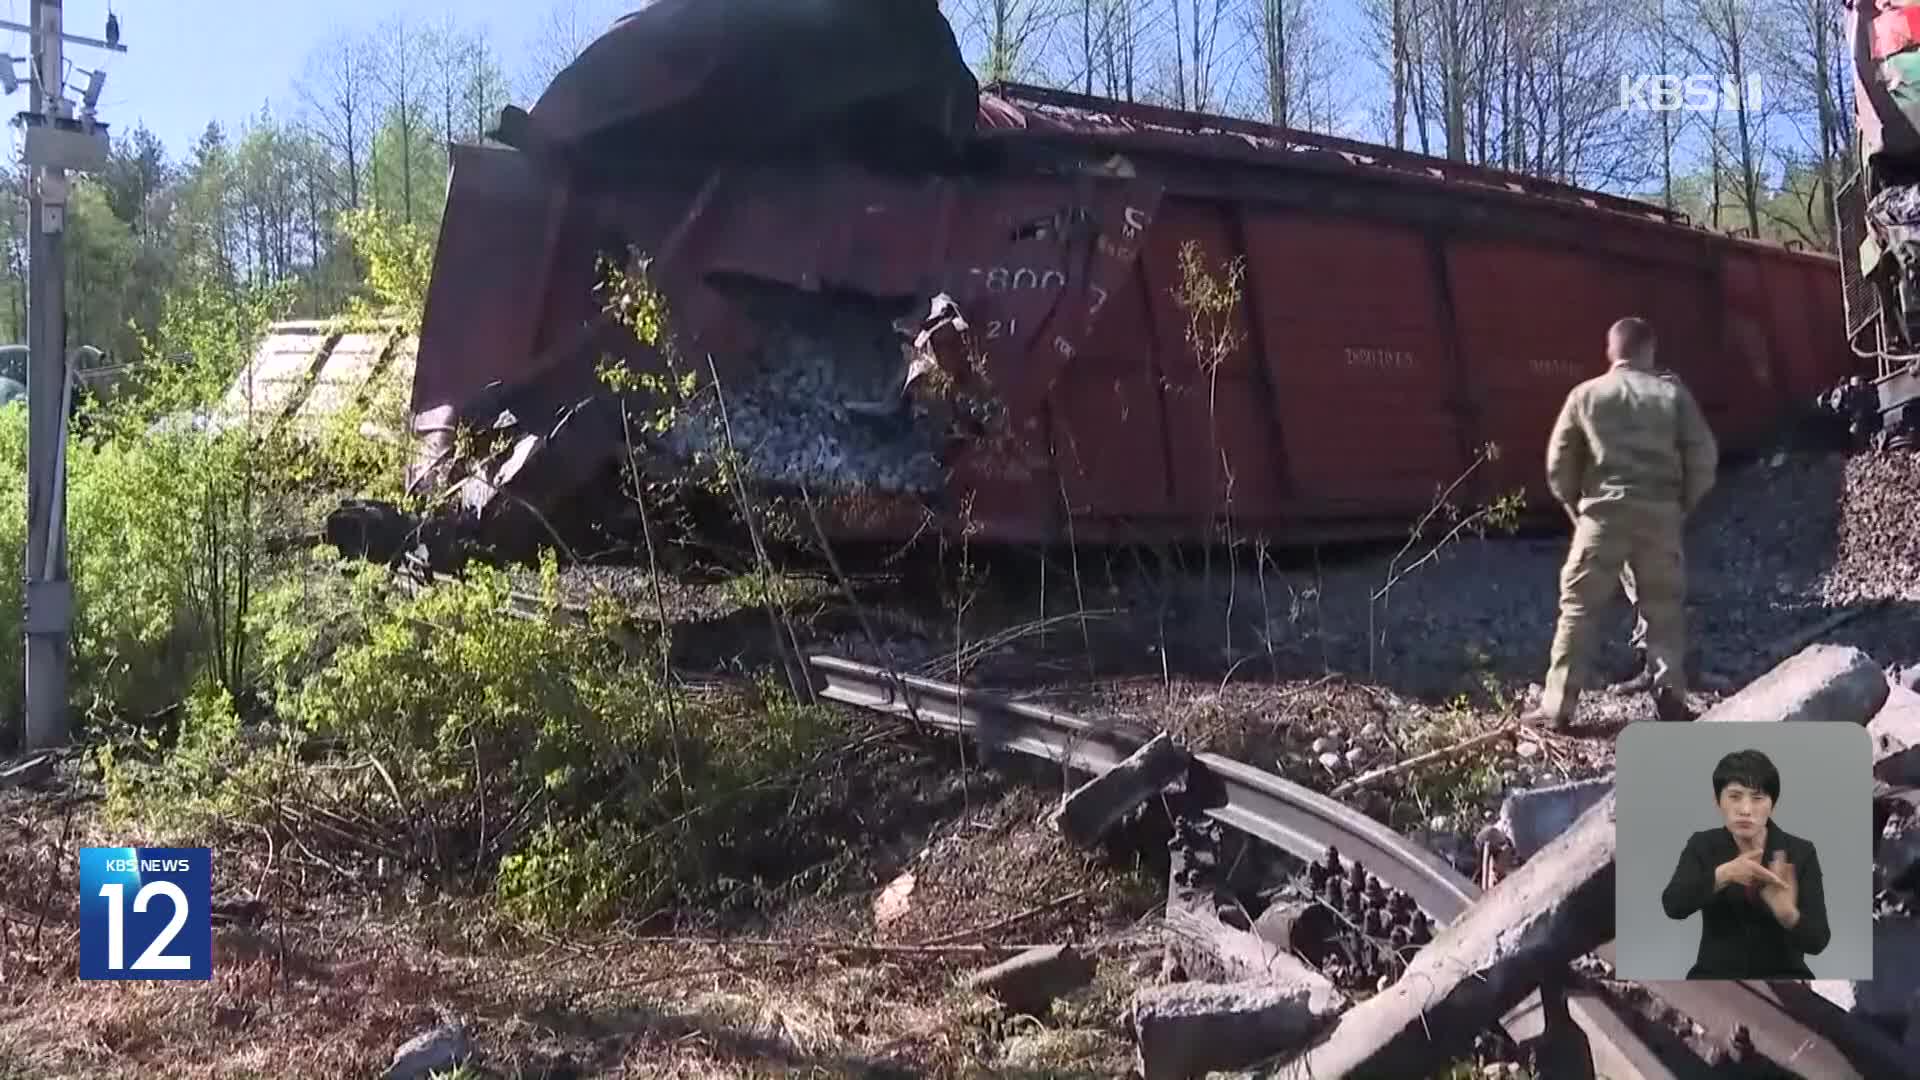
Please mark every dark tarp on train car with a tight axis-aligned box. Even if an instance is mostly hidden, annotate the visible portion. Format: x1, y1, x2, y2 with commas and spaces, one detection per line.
493, 0, 980, 175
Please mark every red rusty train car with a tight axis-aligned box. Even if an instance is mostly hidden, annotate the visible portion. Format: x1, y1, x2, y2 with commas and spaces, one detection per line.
407, 5, 1866, 551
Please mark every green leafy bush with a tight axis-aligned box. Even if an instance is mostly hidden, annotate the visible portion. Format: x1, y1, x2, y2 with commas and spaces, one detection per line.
70, 231, 839, 936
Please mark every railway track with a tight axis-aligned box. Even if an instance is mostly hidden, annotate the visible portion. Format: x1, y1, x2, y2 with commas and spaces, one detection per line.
808, 653, 1917, 1080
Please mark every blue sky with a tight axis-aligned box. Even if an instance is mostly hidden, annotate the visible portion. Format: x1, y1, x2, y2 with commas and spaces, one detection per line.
0, 1, 1788, 201
0, 1, 1387, 163
0, 0, 573, 159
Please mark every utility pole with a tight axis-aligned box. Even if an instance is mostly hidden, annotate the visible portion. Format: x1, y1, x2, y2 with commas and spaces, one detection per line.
10, 0, 118, 749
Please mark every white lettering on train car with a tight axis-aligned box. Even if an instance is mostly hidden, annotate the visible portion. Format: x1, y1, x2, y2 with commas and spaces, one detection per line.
971, 266, 1070, 293
1344, 347, 1416, 370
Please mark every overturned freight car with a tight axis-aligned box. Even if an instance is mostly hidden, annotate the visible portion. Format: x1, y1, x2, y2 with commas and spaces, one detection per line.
405, 0, 1867, 554
1834, 0, 1920, 449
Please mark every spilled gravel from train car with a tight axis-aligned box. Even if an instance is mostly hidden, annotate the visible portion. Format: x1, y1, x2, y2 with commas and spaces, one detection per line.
1823, 449, 1920, 604
657, 317, 949, 497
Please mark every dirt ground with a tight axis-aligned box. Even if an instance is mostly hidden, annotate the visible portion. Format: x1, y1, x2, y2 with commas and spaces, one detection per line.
0, 744, 1164, 1079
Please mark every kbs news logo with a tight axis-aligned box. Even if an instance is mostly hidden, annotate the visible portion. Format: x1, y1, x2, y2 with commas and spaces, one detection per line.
1619, 74, 1765, 113
78, 847, 212, 980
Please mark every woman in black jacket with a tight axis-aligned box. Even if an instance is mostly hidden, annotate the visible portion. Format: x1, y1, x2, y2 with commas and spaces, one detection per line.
1660, 748, 1830, 979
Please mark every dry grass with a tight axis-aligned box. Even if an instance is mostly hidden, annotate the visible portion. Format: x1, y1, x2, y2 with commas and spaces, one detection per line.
0, 756, 1159, 1079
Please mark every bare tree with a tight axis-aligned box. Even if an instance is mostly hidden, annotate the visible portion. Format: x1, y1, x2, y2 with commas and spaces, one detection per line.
369, 16, 436, 227
522, 0, 610, 100
1053, 0, 1152, 99
1102, 0, 1148, 99
464, 38, 514, 143
1413, 0, 1495, 160
294, 30, 373, 211
962, 0, 1063, 83
1502, 0, 1647, 187
431, 18, 475, 154
1625, 0, 1694, 209
1167, 0, 1239, 112
1764, 0, 1851, 245
1359, 0, 1418, 147
1238, 0, 1342, 131
1679, 0, 1774, 235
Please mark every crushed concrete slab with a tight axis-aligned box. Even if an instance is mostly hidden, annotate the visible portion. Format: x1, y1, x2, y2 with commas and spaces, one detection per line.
962, 944, 1097, 1015
1272, 645, 1889, 1077
1700, 644, 1889, 726
1166, 899, 1340, 987
1811, 918, 1920, 1031
1162, 816, 1341, 987
385, 1022, 470, 1080
1871, 679, 1920, 787
1500, 645, 1894, 1064
1133, 978, 1348, 1080
1266, 790, 1620, 1078
1050, 731, 1189, 848
1495, 775, 1613, 861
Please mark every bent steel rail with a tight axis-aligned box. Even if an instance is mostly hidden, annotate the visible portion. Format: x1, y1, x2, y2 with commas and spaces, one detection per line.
807, 654, 1913, 1080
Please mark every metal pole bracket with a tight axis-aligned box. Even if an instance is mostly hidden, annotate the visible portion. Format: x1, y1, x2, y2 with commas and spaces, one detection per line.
23, 578, 71, 635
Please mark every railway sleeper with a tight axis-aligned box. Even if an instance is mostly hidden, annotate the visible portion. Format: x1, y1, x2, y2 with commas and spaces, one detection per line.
807, 650, 1914, 1078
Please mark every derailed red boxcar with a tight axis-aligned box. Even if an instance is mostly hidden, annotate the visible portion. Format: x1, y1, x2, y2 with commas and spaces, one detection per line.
408, 2, 1868, 550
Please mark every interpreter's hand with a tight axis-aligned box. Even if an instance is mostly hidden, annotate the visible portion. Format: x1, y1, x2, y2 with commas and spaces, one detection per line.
1759, 851, 1800, 928
1713, 848, 1786, 892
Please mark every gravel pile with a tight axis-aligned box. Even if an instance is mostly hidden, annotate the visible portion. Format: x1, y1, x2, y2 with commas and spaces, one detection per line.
659, 319, 948, 495
973, 447, 1920, 708
1821, 450, 1920, 604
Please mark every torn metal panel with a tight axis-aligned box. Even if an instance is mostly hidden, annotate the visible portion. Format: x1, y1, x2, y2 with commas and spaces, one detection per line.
219, 323, 334, 426
285, 330, 411, 438
213, 320, 414, 439
411, 145, 569, 422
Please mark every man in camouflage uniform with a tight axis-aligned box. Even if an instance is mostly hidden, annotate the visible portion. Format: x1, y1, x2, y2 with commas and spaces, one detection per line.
1614, 353, 1710, 690
1524, 317, 1719, 730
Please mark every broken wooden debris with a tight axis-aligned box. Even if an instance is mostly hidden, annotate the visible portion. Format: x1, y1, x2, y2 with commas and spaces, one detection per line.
1495, 774, 1613, 862
962, 943, 1097, 1015
1700, 643, 1889, 726
0, 753, 54, 790
1132, 977, 1348, 1080
1049, 730, 1189, 848
1330, 721, 1520, 796
1264, 789, 1620, 1079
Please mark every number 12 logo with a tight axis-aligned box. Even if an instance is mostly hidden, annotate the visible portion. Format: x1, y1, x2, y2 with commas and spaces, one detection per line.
79, 847, 211, 980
